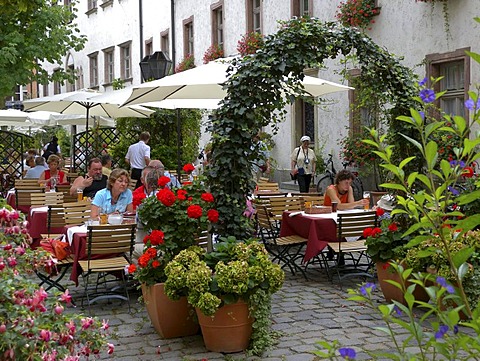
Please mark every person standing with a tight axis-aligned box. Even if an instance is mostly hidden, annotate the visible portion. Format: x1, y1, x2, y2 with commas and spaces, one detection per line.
125, 132, 151, 189
42, 136, 61, 160
101, 154, 113, 177
290, 135, 316, 193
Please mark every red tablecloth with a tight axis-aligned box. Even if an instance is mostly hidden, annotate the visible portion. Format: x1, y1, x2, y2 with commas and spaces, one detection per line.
279, 211, 337, 262
27, 207, 64, 240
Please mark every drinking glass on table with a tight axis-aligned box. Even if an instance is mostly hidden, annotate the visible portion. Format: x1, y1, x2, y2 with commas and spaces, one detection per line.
76, 187, 84, 201
363, 191, 371, 210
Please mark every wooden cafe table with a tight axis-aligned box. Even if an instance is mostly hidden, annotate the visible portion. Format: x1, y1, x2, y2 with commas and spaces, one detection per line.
279, 210, 340, 263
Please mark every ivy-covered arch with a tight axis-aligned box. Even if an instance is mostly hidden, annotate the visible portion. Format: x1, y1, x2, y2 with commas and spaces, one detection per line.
207, 17, 417, 238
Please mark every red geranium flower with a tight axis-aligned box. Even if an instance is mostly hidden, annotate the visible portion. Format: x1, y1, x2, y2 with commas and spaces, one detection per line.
128, 264, 137, 274
207, 209, 219, 223
388, 223, 398, 232
363, 227, 373, 237
376, 208, 385, 217
158, 176, 171, 188
132, 190, 147, 209
138, 254, 150, 268
152, 260, 160, 268
187, 204, 203, 219
177, 189, 188, 201
183, 163, 195, 173
156, 188, 176, 207
201, 192, 214, 203
463, 166, 474, 178
149, 230, 165, 245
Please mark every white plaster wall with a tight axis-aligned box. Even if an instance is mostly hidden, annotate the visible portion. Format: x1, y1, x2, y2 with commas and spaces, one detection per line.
39, 0, 480, 177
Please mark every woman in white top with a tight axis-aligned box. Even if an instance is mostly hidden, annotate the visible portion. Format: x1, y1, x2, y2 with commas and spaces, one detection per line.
290, 135, 316, 193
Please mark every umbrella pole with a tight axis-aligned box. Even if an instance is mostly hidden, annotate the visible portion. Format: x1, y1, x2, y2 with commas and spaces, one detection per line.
176, 109, 182, 177
85, 107, 90, 169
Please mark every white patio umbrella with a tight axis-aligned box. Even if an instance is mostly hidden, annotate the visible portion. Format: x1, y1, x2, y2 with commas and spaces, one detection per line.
122, 58, 352, 107
0, 109, 39, 128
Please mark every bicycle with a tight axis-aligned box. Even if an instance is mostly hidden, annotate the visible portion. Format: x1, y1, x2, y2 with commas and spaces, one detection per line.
316, 154, 364, 201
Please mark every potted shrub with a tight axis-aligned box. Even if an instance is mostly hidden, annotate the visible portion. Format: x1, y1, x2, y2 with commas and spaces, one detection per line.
128, 168, 219, 338
364, 210, 411, 302
164, 236, 285, 354
175, 54, 195, 73
0, 203, 113, 359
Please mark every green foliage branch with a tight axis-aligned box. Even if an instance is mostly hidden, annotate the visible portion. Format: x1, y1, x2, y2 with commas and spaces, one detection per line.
0, 0, 87, 99
207, 17, 417, 239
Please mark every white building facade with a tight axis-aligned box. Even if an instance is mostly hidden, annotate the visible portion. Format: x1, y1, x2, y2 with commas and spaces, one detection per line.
40, 0, 480, 181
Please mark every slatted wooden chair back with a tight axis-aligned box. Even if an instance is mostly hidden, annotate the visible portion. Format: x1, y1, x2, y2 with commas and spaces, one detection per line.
256, 182, 280, 193
266, 196, 303, 220
31, 192, 64, 206
66, 172, 79, 183
56, 184, 77, 203
85, 224, 136, 259
63, 201, 91, 225
300, 195, 325, 209
195, 230, 211, 251
47, 205, 67, 234
337, 211, 377, 242
257, 176, 270, 183
128, 178, 137, 191
15, 181, 45, 209
15, 179, 42, 188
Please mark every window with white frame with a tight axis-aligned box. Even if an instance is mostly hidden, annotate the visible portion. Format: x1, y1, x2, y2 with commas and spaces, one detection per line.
53, 69, 61, 94
42, 83, 49, 97
103, 47, 115, 84
66, 64, 75, 92
119, 42, 132, 79
89, 52, 98, 88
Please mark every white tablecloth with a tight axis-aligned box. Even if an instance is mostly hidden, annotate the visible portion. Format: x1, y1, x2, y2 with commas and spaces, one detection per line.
66, 225, 87, 245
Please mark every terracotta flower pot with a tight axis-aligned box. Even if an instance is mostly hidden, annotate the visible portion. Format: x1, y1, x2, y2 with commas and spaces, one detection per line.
141, 283, 199, 338
376, 261, 430, 304
196, 300, 253, 353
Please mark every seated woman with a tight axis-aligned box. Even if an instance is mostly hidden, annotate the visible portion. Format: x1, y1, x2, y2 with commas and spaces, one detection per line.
323, 170, 368, 210
38, 154, 67, 187
91, 168, 133, 218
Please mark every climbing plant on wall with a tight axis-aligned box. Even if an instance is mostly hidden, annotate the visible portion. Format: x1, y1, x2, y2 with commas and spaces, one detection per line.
207, 17, 418, 238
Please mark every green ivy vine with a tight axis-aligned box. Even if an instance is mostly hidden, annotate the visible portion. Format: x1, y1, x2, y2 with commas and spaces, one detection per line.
207, 17, 418, 238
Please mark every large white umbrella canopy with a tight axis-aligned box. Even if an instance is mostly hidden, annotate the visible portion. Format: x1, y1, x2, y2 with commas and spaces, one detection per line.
23, 89, 154, 123
122, 58, 352, 107
0, 109, 38, 127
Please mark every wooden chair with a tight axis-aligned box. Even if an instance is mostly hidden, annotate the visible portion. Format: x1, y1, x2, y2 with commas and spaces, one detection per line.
265, 196, 303, 222
31, 192, 64, 206
66, 172, 79, 183
257, 205, 307, 278
15, 181, 45, 212
56, 184, 77, 203
63, 201, 91, 225
300, 195, 325, 210
370, 191, 388, 207
322, 210, 378, 284
128, 178, 137, 191
78, 224, 136, 311
256, 182, 280, 193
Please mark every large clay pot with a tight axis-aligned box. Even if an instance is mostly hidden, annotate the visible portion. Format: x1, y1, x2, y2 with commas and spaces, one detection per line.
376, 261, 430, 304
196, 301, 253, 353
141, 283, 199, 338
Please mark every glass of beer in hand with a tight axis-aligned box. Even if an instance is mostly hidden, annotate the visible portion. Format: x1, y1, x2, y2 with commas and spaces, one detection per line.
363, 191, 371, 210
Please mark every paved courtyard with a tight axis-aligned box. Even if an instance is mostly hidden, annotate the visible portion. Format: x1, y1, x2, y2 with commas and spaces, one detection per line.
64, 267, 401, 361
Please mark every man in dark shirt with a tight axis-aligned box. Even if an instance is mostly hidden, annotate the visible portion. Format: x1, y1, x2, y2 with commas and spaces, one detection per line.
69, 158, 108, 198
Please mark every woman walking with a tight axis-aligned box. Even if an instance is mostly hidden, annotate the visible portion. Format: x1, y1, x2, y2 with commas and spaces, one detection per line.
290, 135, 316, 193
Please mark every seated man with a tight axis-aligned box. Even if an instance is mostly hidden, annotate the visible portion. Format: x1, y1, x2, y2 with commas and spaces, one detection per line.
24, 157, 47, 179
148, 159, 181, 188
69, 158, 108, 199
132, 166, 154, 210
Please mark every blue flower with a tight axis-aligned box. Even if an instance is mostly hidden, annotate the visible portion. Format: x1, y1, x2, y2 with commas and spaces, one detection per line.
435, 325, 449, 339
448, 186, 460, 196
418, 77, 427, 86
393, 305, 402, 316
454, 325, 459, 334
436, 276, 455, 294
465, 98, 480, 111
449, 160, 466, 168
419, 89, 435, 103
360, 282, 376, 296
339, 347, 356, 359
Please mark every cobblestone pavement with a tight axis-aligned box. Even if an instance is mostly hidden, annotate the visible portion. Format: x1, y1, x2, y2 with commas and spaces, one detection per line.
63, 266, 401, 361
